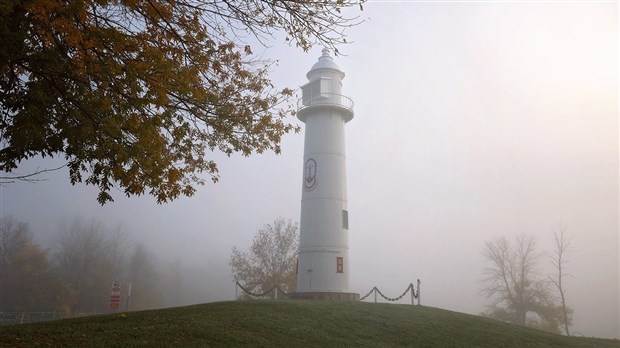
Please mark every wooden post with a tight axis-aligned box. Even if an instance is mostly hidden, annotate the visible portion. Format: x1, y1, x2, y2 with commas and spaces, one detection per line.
374, 288, 377, 303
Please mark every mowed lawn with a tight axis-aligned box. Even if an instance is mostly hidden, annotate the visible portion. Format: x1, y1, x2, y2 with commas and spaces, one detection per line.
1, 301, 618, 347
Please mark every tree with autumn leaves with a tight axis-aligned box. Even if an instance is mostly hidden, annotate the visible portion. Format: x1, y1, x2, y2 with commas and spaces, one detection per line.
230, 218, 298, 298
0, 0, 364, 204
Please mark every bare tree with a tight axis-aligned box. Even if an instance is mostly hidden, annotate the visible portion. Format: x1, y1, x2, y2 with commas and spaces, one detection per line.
549, 226, 573, 336
480, 234, 560, 332
0, 216, 30, 266
230, 218, 298, 298
1, 216, 32, 311
52, 218, 128, 313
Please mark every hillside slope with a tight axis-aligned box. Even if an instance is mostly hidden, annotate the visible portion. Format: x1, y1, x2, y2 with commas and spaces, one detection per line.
1, 301, 618, 347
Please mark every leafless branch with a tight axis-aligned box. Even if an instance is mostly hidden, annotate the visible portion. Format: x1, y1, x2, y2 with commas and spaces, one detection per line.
0, 163, 67, 185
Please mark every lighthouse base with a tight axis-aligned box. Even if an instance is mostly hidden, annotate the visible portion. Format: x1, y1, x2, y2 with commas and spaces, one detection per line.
289, 292, 360, 301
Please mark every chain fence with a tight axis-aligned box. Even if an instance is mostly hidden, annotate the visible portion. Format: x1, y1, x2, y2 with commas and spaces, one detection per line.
359, 280, 421, 305
236, 279, 421, 305
235, 281, 289, 300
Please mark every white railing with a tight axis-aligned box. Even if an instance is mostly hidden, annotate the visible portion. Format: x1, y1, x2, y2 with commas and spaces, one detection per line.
297, 93, 354, 112
0, 311, 64, 325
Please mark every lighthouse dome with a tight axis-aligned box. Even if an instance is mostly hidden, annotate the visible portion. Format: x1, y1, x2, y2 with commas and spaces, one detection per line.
307, 48, 344, 78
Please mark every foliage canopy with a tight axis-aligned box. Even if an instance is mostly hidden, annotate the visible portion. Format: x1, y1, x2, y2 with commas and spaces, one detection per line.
0, 0, 363, 203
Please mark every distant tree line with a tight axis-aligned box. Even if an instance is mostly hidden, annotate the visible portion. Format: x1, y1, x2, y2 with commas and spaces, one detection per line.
0, 216, 178, 314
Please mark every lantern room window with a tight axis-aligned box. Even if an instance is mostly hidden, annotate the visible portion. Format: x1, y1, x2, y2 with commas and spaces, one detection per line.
301, 77, 331, 105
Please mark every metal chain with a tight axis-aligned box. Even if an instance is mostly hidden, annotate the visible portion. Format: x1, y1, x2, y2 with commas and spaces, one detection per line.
236, 280, 421, 303
359, 282, 420, 302
374, 284, 412, 302
236, 282, 289, 298
359, 287, 377, 301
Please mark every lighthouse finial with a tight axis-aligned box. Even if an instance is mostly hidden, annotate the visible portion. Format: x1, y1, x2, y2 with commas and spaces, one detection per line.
321, 48, 331, 58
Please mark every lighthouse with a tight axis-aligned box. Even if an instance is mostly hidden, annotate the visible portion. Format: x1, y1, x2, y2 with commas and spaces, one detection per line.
291, 49, 359, 301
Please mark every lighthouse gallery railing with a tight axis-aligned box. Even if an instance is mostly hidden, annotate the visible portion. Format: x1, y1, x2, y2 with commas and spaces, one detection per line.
297, 93, 354, 112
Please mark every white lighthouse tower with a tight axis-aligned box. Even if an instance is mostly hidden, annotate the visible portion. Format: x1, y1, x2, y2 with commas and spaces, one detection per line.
292, 49, 359, 301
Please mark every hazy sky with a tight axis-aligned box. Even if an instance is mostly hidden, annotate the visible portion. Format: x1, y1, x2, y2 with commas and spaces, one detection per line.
1, 1, 618, 339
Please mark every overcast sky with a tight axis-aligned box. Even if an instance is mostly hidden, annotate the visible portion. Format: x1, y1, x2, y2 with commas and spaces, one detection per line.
1, 1, 618, 339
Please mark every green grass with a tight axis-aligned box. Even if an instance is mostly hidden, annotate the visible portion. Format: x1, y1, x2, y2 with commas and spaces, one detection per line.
1, 301, 618, 347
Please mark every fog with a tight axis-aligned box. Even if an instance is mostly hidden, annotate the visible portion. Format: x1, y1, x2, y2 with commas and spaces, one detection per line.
1, 1, 618, 339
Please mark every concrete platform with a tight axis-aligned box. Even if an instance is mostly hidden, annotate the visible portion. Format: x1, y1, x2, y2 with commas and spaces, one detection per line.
289, 292, 360, 301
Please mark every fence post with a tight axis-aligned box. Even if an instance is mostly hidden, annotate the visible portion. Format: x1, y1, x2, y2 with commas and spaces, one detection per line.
417, 279, 421, 305
374, 288, 377, 303
275, 286, 278, 300
410, 283, 414, 305
235, 282, 238, 300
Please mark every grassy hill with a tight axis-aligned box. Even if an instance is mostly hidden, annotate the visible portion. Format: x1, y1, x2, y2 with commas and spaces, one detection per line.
1, 301, 618, 347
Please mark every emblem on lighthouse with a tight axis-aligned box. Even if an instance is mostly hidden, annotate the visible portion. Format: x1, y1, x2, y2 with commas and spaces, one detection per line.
304, 158, 317, 191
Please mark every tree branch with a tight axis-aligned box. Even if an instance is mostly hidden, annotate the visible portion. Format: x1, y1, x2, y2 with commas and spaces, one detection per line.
0, 164, 67, 184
